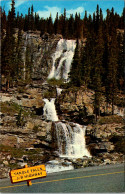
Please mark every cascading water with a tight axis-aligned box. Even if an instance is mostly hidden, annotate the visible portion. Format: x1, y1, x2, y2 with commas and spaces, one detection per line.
44, 38, 90, 173
43, 98, 91, 173
43, 99, 90, 159
55, 122, 91, 158
48, 39, 76, 81
43, 98, 58, 121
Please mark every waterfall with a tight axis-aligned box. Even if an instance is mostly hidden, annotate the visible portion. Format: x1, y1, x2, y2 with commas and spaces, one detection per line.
56, 87, 63, 96
43, 94, 90, 174
43, 97, 90, 158
55, 122, 91, 158
48, 39, 76, 81
43, 98, 59, 121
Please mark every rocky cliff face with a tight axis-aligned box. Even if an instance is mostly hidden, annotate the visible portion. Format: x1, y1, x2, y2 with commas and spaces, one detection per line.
19, 31, 63, 81
56, 86, 94, 122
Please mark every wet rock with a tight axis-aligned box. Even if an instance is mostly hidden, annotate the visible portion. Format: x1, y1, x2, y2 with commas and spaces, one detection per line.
22, 155, 28, 161
7, 155, 11, 160
104, 159, 111, 165
9, 160, 16, 164
17, 162, 27, 167
3, 160, 9, 166
17, 158, 24, 162
46, 134, 52, 142
83, 160, 89, 167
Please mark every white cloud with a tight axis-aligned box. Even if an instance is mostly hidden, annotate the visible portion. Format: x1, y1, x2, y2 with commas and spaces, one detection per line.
37, 6, 85, 20
67, 7, 84, 17
7, 0, 26, 9
15, 0, 26, 8
37, 6, 61, 20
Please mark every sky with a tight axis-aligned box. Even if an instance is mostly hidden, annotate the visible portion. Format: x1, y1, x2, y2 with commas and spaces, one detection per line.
0, 0, 124, 20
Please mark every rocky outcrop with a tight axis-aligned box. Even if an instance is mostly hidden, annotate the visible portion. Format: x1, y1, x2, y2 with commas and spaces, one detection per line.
56, 86, 124, 123
0, 117, 55, 178
20, 31, 63, 81
56, 86, 95, 122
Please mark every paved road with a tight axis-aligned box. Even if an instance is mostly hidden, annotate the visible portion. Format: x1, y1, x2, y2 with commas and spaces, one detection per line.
0, 163, 124, 193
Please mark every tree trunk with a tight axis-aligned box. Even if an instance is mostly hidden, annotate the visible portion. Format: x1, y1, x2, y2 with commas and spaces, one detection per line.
112, 98, 114, 115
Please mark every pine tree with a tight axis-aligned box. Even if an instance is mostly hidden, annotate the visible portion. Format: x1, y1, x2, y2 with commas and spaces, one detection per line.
35, 12, 40, 30
62, 8, 66, 37
117, 33, 124, 92
74, 13, 83, 39
47, 14, 54, 34
68, 14, 74, 38
81, 32, 95, 87
83, 11, 88, 37
1, 7, 6, 35
69, 39, 83, 86
92, 25, 104, 119
105, 29, 119, 114
1, 0, 17, 90
95, 4, 100, 33
10, 0, 16, 29
54, 12, 59, 34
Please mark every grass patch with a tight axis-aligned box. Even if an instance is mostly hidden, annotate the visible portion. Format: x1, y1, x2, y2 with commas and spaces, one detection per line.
0, 144, 42, 159
109, 135, 125, 154
1, 101, 34, 118
47, 78, 65, 86
0, 144, 25, 158
98, 115, 124, 125
43, 90, 56, 98
1, 102, 21, 116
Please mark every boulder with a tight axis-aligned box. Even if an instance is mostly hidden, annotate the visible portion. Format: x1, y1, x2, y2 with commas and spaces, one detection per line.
26, 121, 35, 130
0, 135, 17, 147
36, 131, 46, 138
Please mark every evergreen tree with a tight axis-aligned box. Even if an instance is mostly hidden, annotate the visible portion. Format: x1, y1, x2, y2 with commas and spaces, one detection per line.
30, 5, 35, 30
62, 8, 66, 37
95, 4, 100, 33
117, 33, 124, 92
1, 7, 6, 35
68, 14, 74, 38
105, 29, 119, 114
69, 39, 83, 86
54, 12, 59, 34
10, 0, 16, 29
83, 11, 88, 37
81, 32, 94, 87
74, 13, 83, 39
1, 0, 17, 89
47, 14, 54, 34
92, 26, 104, 119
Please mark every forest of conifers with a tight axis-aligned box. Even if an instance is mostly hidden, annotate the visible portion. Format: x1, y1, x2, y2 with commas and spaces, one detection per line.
1, 0, 125, 116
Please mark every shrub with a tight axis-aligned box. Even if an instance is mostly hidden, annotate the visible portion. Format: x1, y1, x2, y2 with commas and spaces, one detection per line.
98, 115, 124, 125
16, 108, 25, 127
47, 78, 65, 86
43, 90, 56, 98
33, 125, 40, 132
109, 135, 125, 154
